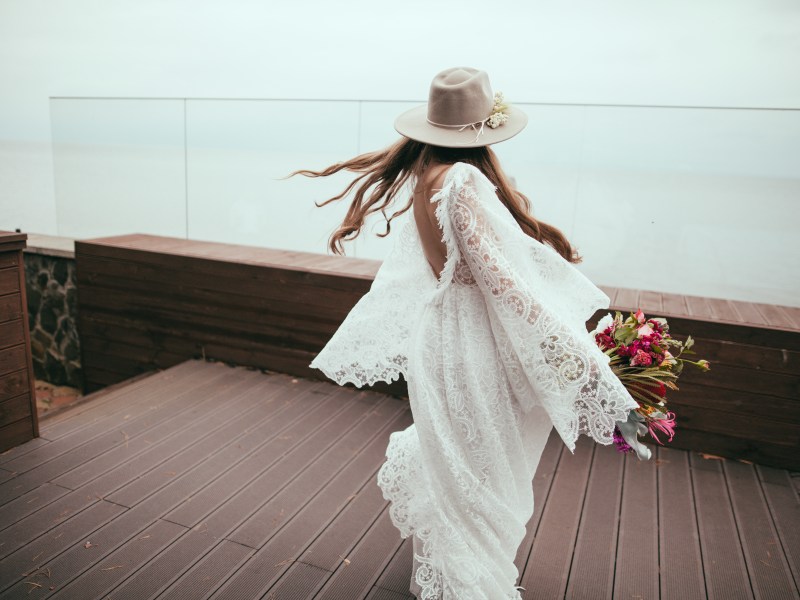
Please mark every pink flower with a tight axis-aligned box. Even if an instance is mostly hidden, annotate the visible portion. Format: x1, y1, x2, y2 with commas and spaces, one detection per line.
635, 308, 645, 324
630, 349, 653, 366
637, 324, 654, 337
647, 411, 676, 445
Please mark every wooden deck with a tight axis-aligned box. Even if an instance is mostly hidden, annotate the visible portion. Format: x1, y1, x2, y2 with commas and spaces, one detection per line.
0, 359, 798, 599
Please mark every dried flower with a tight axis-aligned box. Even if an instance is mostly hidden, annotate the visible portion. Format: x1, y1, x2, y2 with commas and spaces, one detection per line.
486, 91, 509, 129
487, 111, 509, 128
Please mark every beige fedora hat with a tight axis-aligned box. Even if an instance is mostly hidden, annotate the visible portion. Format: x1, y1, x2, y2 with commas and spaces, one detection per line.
394, 66, 527, 148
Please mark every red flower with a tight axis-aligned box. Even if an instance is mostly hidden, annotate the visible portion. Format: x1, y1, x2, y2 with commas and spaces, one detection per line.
630, 349, 653, 366
595, 333, 616, 350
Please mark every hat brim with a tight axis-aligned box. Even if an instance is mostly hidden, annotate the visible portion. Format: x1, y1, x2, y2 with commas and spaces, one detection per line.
394, 104, 527, 148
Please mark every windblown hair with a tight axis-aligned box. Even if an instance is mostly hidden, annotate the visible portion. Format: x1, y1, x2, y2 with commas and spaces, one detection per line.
289, 137, 582, 263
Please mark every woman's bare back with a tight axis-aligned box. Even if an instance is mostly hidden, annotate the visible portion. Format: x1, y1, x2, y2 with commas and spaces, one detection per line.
412, 163, 452, 282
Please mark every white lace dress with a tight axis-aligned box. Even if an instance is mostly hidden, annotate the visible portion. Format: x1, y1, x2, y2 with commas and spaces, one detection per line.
310, 162, 638, 600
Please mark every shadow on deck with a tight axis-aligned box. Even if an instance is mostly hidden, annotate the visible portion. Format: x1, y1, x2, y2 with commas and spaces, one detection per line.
0, 359, 798, 599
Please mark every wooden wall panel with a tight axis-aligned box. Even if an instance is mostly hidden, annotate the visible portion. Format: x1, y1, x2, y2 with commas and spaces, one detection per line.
0, 231, 38, 451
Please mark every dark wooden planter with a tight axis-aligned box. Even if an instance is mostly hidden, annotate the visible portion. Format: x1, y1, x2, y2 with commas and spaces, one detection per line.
0, 231, 39, 451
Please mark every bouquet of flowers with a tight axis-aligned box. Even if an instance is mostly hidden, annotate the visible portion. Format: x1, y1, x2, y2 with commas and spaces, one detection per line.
591, 308, 710, 460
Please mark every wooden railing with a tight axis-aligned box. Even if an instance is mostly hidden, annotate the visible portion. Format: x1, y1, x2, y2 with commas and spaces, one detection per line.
74, 233, 799, 470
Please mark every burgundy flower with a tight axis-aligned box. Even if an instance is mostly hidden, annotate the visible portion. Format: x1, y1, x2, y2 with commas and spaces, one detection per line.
595, 333, 616, 350
630, 349, 653, 366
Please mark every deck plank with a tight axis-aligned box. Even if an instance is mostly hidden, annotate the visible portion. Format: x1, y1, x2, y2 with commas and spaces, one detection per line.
729, 299, 769, 327
518, 436, 594, 598
0, 467, 18, 485
757, 464, 800, 590
691, 451, 755, 599
312, 506, 405, 600
613, 449, 660, 600
366, 586, 414, 600
639, 289, 664, 312
724, 459, 798, 599
40, 360, 205, 433
159, 390, 368, 538
0, 499, 126, 587
657, 445, 706, 600
372, 537, 415, 596
708, 297, 742, 323
661, 291, 689, 316
754, 303, 795, 330
0, 481, 70, 532
565, 443, 624, 599
614, 288, 640, 312
294, 460, 393, 573
46, 519, 187, 599
226, 395, 405, 549
148, 538, 255, 600
159, 409, 411, 599
0, 362, 231, 490
0, 358, 796, 599
685, 293, 715, 320
0, 375, 318, 595
50, 375, 291, 494
784, 305, 800, 330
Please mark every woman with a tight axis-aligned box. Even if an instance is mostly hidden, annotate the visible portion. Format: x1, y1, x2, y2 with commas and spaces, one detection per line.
293, 67, 638, 599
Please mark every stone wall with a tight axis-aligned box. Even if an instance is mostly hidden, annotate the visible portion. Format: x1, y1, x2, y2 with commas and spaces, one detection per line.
23, 252, 83, 390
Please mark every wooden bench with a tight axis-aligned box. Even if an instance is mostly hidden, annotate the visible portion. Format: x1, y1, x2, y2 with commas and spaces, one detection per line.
73, 233, 799, 469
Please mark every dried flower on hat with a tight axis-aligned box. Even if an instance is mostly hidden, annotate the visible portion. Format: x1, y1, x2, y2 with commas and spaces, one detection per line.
487, 91, 510, 129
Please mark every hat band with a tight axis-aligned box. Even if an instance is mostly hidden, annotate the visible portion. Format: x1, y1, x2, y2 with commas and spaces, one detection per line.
426, 116, 488, 144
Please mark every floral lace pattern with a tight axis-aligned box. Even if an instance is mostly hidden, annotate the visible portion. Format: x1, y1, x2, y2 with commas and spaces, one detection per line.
312, 162, 638, 598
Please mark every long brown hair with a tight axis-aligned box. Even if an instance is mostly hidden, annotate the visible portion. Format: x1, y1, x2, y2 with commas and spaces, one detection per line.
290, 137, 582, 263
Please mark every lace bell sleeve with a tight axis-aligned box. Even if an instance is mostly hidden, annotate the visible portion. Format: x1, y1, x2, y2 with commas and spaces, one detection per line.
309, 212, 434, 388
433, 164, 639, 453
